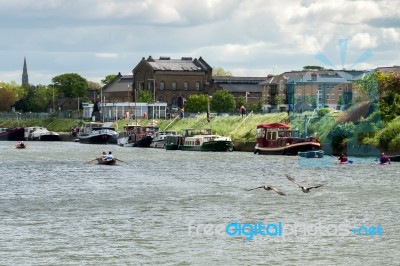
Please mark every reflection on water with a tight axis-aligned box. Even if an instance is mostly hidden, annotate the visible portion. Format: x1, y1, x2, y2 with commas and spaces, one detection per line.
0, 142, 399, 265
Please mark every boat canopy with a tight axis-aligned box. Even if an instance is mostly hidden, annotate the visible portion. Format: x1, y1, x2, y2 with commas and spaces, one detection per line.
257, 123, 291, 130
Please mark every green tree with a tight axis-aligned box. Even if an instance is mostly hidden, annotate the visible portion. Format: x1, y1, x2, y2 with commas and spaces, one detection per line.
273, 95, 283, 105
210, 89, 235, 113
88, 81, 101, 90
29, 85, 53, 112
256, 100, 264, 113
353, 72, 379, 102
101, 74, 117, 85
52, 73, 88, 98
236, 96, 246, 109
138, 90, 153, 103
338, 95, 343, 106
303, 65, 324, 70
0, 81, 24, 101
184, 94, 208, 113
14, 84, 34, 112
0, 87, 17, 111
317, 108, 330, 117
212, 67, 232, 77
376, 71, 400, 122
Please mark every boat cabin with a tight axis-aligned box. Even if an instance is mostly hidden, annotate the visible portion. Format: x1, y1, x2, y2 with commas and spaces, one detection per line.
182, 128, 212, 138
256, 123, 300, 148
79, 122, 116, 135
121, 124, 142, 137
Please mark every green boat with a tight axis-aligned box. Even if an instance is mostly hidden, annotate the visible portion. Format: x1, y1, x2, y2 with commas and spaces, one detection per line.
178, 129, 234, 152
164, 135, 183, 150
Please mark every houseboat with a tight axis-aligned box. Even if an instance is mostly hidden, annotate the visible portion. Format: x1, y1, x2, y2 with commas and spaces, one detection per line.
133, 125, 159, 147
164, 135, 184, 150
118, 124, 159, 147
118, 124, 141, 147
254, 122, 321, 155
179, 128, 234, 152
0, 127, 24, 141
24, 126, 61, 141
150, 131, 177, 148
78, 122, 118, 144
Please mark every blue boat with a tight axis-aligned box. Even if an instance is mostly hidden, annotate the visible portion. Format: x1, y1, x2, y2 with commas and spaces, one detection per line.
298, 150, 324, 158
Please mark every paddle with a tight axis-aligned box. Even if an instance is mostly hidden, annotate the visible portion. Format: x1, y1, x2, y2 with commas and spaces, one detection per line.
84, 158, 98, 164
115, 158, 128, 163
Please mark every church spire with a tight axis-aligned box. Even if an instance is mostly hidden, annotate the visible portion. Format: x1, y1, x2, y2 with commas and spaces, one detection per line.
22, 57, 29, 86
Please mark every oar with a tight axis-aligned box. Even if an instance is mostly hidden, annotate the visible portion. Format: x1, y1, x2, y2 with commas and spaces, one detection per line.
84, 158, 98, 164
115, 158, 128, 163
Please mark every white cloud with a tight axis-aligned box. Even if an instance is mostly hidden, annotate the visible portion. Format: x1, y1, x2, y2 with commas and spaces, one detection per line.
0, 0, 399, 84
382, 28, 400, 43
350, 33, 378, 50
95, 53, 119, 59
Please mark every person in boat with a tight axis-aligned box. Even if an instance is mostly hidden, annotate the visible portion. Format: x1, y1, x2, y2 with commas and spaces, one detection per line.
338, 152, 348, 163
105, 151, 114, 161
100, 151, 107, 161
379, 153, 390, 164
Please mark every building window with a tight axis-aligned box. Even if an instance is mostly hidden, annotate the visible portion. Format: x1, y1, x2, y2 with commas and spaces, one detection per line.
279, 80, 284, 92
195, 81, 200, 91
318, 89, 323, 101
326, 94, 330, 100
160, 81, 165, 91
172, 82, 177, 91
184, 82, 189, 90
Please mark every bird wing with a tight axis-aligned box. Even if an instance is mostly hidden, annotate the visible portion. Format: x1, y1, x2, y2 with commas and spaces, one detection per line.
308, 184, 324, 190
246, 186, 263, 191
286, 175, 304, 188
269, 186, 286, 196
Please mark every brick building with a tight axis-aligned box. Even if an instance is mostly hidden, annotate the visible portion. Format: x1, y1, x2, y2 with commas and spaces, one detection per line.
262, 70, 365, 113
132, 56, 213, 109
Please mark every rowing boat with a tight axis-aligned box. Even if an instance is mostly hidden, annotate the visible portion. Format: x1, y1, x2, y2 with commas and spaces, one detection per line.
96, 158, 116, 165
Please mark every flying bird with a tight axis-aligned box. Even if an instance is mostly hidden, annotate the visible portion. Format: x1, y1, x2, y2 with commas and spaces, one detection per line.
246, 185, 286, 196
286, 175, 324, 193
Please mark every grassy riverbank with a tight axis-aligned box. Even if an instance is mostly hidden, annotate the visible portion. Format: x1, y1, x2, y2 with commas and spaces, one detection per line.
2, 107, 398, 156
118, 113, 288, 141
0, 113, 287, 141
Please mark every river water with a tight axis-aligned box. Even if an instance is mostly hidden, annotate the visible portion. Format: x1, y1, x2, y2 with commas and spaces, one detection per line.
0, 142, 399, 265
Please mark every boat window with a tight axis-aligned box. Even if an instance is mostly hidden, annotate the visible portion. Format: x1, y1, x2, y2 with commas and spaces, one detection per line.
256, 128, 265, 138
278, 131, 285, 137
271, 132, 277, 140
267, 131, 272, 140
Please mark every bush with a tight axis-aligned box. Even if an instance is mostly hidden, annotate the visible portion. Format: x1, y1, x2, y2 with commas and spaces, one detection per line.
378, 118, 400, 150
317, 108, 330, 117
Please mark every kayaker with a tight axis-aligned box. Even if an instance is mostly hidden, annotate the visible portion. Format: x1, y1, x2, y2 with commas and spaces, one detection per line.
338, 152, 348, 163
379, 153, 390, 164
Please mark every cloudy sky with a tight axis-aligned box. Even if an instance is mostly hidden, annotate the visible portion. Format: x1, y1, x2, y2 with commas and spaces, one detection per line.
0, 0, 399, 85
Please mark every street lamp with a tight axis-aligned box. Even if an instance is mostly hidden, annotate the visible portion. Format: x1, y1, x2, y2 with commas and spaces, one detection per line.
245, 92, 250, 104
127, 84, 130, 102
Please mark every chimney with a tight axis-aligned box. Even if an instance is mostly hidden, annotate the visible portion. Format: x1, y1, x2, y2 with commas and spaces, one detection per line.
311, 72, 317, 81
